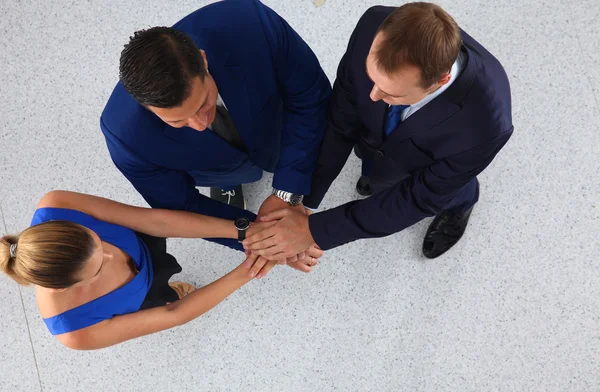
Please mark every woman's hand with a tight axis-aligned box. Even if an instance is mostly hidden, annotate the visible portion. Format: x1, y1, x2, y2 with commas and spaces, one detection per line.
241, 252, 278, 279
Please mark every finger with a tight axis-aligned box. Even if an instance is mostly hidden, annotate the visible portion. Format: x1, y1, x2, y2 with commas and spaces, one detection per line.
277, 257, 288, 265
258, 208, 292, 222
243, 228, 275, 246
288, 262, 312, 273
256, 260, 277, 279
245, 236, 277, 251
251, 244, 288, 258
296, 251, 307, 261
242, 253, 259, 270
307, 256, 319, 267
249, 256, 269, 278
252, 220, 277, 230
286, 255, 298, 263
306, 246, 324, 260
252, 248, 287, 261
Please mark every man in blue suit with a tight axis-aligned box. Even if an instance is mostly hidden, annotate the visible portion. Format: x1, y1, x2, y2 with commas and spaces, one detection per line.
100, 0, 331, 259
244, 3, 513, 262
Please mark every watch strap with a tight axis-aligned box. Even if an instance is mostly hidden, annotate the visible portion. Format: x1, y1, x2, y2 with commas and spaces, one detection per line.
272, 189, 303, 205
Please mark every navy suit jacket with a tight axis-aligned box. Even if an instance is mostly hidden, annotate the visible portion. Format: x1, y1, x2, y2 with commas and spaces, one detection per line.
100, 0, 331, 250
305, 6, 513, 250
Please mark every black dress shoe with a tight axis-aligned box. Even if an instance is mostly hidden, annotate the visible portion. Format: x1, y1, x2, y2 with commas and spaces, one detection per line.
210, 185, 246, 209
356, 176, 372, 196
423, 206, 474, 259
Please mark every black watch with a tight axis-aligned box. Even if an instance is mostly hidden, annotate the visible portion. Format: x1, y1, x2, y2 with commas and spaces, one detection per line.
234, 217, 251, 242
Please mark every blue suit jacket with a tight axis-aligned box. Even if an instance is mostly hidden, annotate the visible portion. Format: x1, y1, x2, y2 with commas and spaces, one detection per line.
304, 6, 514, 250
100, 0, 331, 250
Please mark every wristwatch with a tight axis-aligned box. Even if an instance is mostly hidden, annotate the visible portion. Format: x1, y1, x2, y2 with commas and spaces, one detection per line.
234, 217, 250, 242
272, 189, 304, 206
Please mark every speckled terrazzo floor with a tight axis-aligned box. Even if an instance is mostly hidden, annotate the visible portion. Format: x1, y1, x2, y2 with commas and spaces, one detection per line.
1, 1, 599, 391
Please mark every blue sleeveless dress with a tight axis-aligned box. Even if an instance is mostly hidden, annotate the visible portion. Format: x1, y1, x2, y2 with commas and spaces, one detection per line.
31, 208, 153, 335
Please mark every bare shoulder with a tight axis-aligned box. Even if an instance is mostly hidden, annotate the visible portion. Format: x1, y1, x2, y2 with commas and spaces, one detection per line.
55, 319, 112, 350
36, 190, 78, 210
54, 305, 176, 350
35, 286, 88, 319
35, 286, 58, 319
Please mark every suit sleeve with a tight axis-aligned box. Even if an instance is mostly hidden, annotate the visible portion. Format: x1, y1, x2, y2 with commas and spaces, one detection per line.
302, 16, 366, 209
308, 130, 513, 250
257, 2, 332, 195
101, 120, 255, 251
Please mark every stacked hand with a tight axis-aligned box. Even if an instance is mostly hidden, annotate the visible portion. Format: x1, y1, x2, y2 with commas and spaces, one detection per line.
242, 244, 323, 279
241, 195, 323, 278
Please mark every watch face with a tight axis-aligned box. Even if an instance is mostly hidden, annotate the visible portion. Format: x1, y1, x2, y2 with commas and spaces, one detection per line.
289, 194, 303, 206
235, 217, 250, 230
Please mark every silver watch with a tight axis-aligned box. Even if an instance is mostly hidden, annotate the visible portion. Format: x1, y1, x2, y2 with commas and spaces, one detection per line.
272, 188, 304, 206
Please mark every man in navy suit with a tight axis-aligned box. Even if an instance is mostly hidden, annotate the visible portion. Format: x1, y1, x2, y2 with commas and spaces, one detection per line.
244, 2, 513, 262
100, 0, 330, 263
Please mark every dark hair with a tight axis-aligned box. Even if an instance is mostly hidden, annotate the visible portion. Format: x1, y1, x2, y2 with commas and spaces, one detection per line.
119, 27, 207, 108
375, 2, 462, 88
0, 221, 96, 289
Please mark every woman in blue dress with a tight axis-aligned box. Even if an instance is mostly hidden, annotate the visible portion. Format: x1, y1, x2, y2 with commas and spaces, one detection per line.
0, 190, 321, 350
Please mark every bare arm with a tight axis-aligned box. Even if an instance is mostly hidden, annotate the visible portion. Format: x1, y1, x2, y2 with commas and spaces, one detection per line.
58, 260, 265, 350
37, 190, 247, 239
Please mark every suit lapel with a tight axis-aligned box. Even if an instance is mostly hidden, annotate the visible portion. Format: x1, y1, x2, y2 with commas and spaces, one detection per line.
205, 45, 253, 148
358, 96, 387, 147
383, 96, 461, 146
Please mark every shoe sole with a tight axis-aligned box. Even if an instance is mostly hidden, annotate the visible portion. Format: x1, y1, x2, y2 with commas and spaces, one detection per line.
209, 187, 246, 210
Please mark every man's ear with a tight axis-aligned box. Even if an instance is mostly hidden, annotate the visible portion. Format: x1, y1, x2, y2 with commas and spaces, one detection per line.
425, 72, 452, 94
200, 49, 208, 71
437, 72, 452, 86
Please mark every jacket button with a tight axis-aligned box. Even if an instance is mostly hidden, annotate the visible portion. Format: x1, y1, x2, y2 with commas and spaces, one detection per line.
376, 150, 384, 157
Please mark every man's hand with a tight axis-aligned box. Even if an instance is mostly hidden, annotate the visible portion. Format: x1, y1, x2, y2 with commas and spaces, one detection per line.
257, 194, 310, 265
243, 208, 315, 260
286, 244, 323, 275
242, 243, 324, 278
246, 220, 277, 238
257, 194, 304, 219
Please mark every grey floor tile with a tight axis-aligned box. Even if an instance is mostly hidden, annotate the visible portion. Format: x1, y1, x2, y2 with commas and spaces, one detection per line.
570, 0, 600, 109
0, 0, 599, 391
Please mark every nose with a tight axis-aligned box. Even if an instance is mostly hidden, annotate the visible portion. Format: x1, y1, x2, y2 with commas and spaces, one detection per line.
370, 85, 382, 102
188, 113, 208, 131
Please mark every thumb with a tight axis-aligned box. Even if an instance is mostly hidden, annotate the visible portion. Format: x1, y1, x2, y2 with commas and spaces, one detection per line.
259, 208, 291, 222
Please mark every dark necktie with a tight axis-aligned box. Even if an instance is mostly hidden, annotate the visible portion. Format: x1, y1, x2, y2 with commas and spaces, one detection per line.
383, 105, 410, 136
210, 105, 246, 152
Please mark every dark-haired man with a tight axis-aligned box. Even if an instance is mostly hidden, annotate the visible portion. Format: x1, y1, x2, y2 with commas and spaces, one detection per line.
100, 0, 331, 256
244, 3, 513, 261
